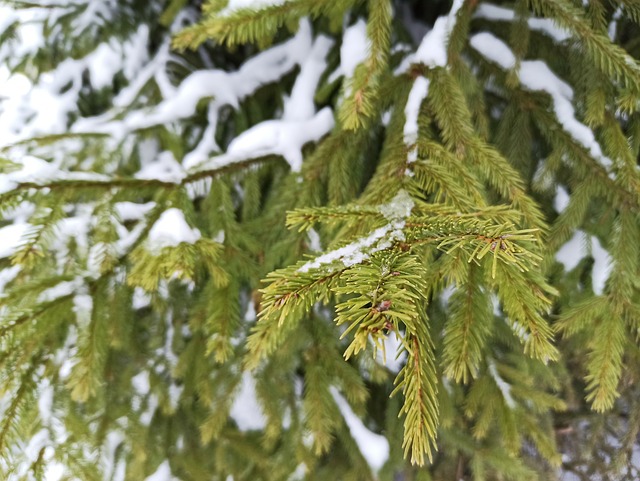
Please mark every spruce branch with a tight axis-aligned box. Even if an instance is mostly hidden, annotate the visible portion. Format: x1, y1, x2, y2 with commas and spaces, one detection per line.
530, 0, 640, 95
442, 264, 493, 384
585, 315, 626, 411
173, 0, 363, 49
392, 327, 439, 466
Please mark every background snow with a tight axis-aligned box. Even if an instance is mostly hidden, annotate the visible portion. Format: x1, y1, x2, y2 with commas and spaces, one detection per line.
414, 0, 464, 67
330, 388, 389, 471
474, 3, 571, 42
147, 208, 201, 251
470, 32, 614, 172
404, 76, 430, 165
374, 332, 407, 373
220, 0, 289, 16
229, 372, 267, 431
144, 461, 179, 481
0, 224, 30, 258
339, 20, 369, 80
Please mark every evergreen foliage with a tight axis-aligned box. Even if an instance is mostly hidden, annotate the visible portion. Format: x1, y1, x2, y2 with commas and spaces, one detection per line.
0, 0, 638, 479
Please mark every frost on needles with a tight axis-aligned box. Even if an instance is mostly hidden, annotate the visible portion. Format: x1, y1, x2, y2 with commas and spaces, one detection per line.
0, 0, 639, 480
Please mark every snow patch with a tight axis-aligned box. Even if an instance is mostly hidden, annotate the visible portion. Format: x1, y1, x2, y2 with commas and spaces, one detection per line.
404, 76, 430, 164
469, 32, 516, 70
38, 278, 83, 304
307, 228, 322, 252
115, 202, 156, 222
0, 265, 21, 294
132, 371, 151, 396
556, 230, 586, 272
488, 361, 515, 409
470, 33, 614, 172
230, 372, 267, 431
298, 223, 404, 272
0, 223, 30, 258
379, 189, 415, 220
135, 152, 185, 183
416, 0, 464, 67
590, 236, 611, 295
299, 193, 413, 272
144, 461, 178, 481
226, 107, 334, 172
330, 388, 389, 471
474, 4, 571, 43
340, 20, 369, 79
220, 0, 289, 16
24, 429, 49, 463
554, 186, 570, 213
147, 209, 201, 252
374, 332, 406, 373
225, 33, 334, 172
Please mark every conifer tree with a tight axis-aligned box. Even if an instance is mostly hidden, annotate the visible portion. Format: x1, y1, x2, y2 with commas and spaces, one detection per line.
0, 0, 639, 479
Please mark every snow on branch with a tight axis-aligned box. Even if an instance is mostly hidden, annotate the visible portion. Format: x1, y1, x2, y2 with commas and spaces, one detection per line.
470, 32, 615, 173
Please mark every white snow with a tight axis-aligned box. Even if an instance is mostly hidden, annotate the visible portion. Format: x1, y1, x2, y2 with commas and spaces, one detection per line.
140, 394, 159, 426
556, 230, 586, 272
168, 384, 183, 411
0, 223, 30, 258
409, 0, 465, 69
470, 32, 614, 172
147, 209, 201, 252
114, 202, 156, 222
213, 230, 225, 244
0, 265, 21, 294
404, 76, 430, 164
86, 40, 121, 89
590, 236, 611, 295
144, 461, 178, 481
130, 19, 314, 159
226, 107, 334, 172
72, 293, 93, 325
12, 155, 60, 181
307, 228, 322, 252
488, 360, 515, 409
38, 279, 83, 304
556, 231, 611, 294
607, 7, 622, 41
112, 39, 171, 109
44, 463, 65, 481
379, 189, 415, 220
225, 33, 334, 172
287, 463, 308, 481
0, 155, 110, 195
340, 20, 369, 80
474, 4, 571, 43
330, 388, 389, 471
299, 192, 413, 272
135, 152, 186, 183
220, 0, 288, 16
469, 32, 516, 70
24, 428, 50, 462
175, 20, 332, 171
244, 300, 257, 322
229, 372, 267, 431
374, 332, 406, 373
554, 186, 570, 213
0, 20, 153, 146
132, 287, 152, 310
298, 223, 404, 273
283, 36, 334, 121
104, 431, 126, 481
132, 371, 151, 396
